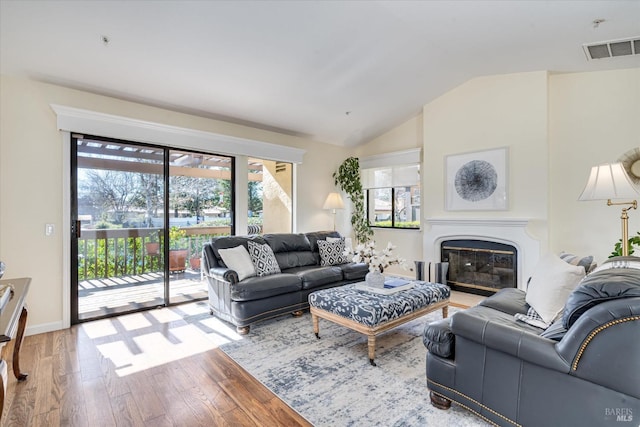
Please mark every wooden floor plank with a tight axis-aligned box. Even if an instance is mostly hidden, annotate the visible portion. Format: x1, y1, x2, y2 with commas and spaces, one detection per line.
126, 373, 166, 422
110, 392, 146, 427
57, 373, 89, 427
33, 355, 55, 416
81, 377, 116, 427
32, 408, 60, 427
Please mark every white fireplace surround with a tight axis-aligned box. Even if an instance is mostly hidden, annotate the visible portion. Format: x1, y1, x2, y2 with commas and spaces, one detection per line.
424, 218, 541, 290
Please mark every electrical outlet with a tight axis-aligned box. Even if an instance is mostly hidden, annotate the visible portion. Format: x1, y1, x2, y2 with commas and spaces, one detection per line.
45, 223, 54, 236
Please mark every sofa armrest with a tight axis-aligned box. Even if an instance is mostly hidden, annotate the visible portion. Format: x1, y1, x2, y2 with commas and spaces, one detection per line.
204, 267, 238, 284
555, 297, 640, 398
451, 307, 571, 372
202, 243, 239, 284
423, 318, 455, 358
477, 288, 529, 316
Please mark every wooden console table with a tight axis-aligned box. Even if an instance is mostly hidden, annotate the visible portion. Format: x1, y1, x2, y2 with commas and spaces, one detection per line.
0, 277, 30, 419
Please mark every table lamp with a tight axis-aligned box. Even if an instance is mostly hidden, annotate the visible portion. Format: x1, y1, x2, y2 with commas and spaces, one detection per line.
579, 162, 639, 256
323, 192, 344, 231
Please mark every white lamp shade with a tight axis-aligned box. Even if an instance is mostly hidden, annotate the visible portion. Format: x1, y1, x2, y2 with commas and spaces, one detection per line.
579, 162, 639, 201
323, 192, 344, 210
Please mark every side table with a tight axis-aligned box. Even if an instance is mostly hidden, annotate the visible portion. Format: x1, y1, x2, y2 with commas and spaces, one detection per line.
0, 277, 30, 419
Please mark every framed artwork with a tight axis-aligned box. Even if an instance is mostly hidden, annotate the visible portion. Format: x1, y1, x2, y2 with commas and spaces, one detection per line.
445, 147, 508, 211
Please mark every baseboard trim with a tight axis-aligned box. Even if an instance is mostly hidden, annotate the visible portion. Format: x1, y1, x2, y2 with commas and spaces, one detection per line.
26, 321, 66, 336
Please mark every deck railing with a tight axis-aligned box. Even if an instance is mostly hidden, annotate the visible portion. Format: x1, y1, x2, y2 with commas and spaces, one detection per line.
77, 226, 231, 280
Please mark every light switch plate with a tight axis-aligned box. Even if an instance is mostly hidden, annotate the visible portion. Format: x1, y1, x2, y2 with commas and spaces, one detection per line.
45, 223, 54, 236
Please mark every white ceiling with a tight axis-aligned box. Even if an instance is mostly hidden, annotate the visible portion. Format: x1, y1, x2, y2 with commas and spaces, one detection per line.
1, 1, 639, 147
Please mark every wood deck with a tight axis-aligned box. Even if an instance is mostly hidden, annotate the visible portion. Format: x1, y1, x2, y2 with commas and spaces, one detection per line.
78, 269, 207, 320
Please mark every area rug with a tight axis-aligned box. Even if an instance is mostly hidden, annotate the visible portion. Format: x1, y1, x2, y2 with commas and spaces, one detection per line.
219, 308, 491, 426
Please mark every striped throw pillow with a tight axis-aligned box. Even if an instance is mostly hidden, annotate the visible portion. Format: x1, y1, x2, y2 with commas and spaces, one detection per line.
559, 251, 597, 274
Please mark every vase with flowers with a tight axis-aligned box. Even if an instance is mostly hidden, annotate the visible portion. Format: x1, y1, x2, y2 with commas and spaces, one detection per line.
347, 241, 411, 288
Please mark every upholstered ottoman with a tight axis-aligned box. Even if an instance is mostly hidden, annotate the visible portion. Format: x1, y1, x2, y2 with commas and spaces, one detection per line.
308, 281, 450, 365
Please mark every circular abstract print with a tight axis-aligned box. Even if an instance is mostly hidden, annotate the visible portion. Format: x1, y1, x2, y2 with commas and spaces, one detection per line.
454, 160, 497, 202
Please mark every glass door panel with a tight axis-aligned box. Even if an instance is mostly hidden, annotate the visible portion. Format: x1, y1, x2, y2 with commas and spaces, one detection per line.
74, 136, 165, 321
168, 150, 233, 304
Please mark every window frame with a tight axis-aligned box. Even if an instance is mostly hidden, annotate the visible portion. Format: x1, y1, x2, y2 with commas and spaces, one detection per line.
366, 184, 421, 230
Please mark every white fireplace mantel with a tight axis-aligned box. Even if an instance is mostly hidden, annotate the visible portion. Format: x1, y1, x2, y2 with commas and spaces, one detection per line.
424, 218, 541, 290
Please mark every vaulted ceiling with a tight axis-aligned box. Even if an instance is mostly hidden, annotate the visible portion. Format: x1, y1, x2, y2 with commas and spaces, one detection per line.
1, 1, 638, 146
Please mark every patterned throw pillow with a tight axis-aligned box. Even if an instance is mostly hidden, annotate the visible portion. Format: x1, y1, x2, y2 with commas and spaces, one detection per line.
514, 306, 550, 329
559, 251, 597, 274
247, 241, 281, 276
327, 236, 353, 261
317, 239, 348, 266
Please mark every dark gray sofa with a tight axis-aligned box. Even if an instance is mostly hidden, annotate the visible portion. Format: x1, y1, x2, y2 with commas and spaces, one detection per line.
202, 231, 368, 334
423, 257, 640, 426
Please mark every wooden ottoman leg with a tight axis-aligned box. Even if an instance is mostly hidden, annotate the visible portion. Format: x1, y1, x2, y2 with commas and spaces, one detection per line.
367, 335, 377, 366
312, 313, 320, 339
442, 305, 448, 318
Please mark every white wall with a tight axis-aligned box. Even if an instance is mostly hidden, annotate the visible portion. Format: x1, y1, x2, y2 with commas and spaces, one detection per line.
418, 71, 550, 283
422, 71, 549, 241
0, 75, 350, 333
549, 68, 640, 260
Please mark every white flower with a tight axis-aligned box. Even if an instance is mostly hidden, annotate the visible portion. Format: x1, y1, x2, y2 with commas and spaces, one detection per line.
345, 241, 411, 272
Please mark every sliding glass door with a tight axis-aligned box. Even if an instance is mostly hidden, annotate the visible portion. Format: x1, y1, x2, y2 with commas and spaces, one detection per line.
167, 150, 233, 304
72, 136, 165, 321
71, 135, 233, 323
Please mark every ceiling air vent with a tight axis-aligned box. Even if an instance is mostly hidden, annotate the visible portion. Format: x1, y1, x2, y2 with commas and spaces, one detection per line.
583, 36, 640, 60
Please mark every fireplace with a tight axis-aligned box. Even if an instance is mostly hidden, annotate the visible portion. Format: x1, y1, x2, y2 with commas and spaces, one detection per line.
441, 239, 517, 295
424, 218, 541, 291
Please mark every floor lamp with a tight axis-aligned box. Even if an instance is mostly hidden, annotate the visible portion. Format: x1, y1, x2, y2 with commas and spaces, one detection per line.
323, 192, 344, 231
579, 162, 639, 256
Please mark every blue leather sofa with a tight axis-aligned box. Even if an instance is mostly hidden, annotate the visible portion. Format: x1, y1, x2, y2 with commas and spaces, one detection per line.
203, 231, 367, 334
423, 256, 640, 426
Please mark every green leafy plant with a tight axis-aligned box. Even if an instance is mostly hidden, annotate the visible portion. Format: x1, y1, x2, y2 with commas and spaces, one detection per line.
609, 231, 640, 258
147, 229, 159, 242
189, 235, 203, 259
333, 157, 373, 244
168, 226, 188, 250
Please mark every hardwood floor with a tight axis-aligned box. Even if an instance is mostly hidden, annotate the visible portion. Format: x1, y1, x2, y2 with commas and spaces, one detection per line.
1, 292, 481, 426
1, 304, 312, 427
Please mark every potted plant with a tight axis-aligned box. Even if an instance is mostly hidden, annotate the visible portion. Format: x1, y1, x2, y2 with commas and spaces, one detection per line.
145, 229, 160, 255
333, 157, 373, 244
609, 231, 640, 257
168, 226, 188, 272
189, 236, 201, 270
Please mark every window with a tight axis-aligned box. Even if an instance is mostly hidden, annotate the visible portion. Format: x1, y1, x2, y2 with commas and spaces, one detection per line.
247, 158, 292, 234
360, 150, 421, 229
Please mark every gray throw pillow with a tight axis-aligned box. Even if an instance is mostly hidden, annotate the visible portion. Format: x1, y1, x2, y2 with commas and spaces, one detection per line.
218, 245, 256, 281
559, 251, 597, 274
